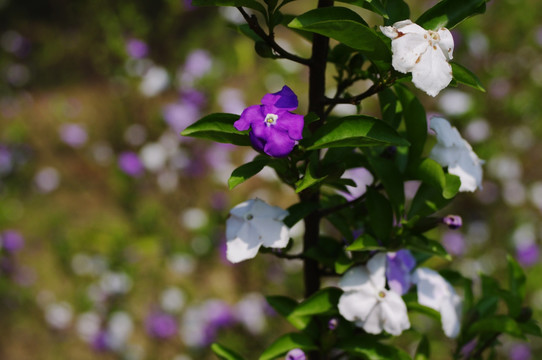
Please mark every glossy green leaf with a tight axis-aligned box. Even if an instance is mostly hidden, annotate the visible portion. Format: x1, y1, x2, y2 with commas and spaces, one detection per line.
192, 0, 266, 14
295, 160, 328, 193
305, 115, 409, 150
259, 333, 318, 360
405, 235, 450, 260
228, 158, 270, 189
416, 0, 487, 30
346, 233, 385, 251
468, 315, 524, 338
408, 181, 453, 219
211, 343, 245, 360
451, 62, 485, 92
406, 301, 441, 320
507, 255, 526, 301
378, 88, 401, 129
288, 7, 391, 70
292, 287, 343, 317
395, 85, 427, 163
384, 0, 410, 25
414, 158, 446, 190
442, 174, 461, 199
520, 320, 542, 337
368, 155, 405, 216
366, 187, 394, 241
283, 202, 319, 228
181, 113, 251, 146
265, 296, 312, 330
338, 336, 412, 360
414, 336, 430, 360
336, 0, 389, 18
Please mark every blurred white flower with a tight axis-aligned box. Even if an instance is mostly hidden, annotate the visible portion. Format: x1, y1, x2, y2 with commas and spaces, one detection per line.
160, 286, 186, 313
180, 208, 208, 230
139, 66, 169, 97
429, 116, 483, 192
107, 311, 134, 350
100, 271, 132, 295
235, 293, 267, 334
225, 198, 289, 263
338, 253, 410, 335
139, 143, 167, 172
413, 267, 462, 338
76, 311, 101, 342
339, 167, 374, 201
380, 20, 453, 97
438, 90, 472, 116
34, 167, 60, 193
45, 301, 73, 330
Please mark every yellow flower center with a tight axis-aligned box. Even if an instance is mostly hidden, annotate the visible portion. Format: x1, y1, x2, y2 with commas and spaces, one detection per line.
264, 113, 278, 127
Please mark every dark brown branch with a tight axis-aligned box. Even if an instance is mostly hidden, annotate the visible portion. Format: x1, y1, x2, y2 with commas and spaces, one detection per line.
236, 7, 311, 66
324, 82, 384, 105
318, 193, 366, 217
271, 250, 306, 260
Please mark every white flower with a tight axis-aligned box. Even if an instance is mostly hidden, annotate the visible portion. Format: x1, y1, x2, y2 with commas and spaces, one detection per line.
429, 116, 483, 192
413, 267, 462, 338
337, 253, 410, 335
225, 198, 290, 263
380, 20, 454, 97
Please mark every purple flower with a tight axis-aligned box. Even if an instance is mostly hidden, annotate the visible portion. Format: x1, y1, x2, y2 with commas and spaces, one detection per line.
442, 231, 466, 256
91, 330, 109, 352
118, 152, 144, 177
0, 145, 13, 174
145, 311, 178, 339
516, 243, 539, 267
286, 349, 306, 360
509, 343, 531, 360
1, 230, 24, 253
386, 250, 416, 295
328, 317, 339, 330
205, 300, 236, 328
59, 123, 88, 148
126, 38, 148, 59
234, 86, 304, 157
442, 215, 462, 229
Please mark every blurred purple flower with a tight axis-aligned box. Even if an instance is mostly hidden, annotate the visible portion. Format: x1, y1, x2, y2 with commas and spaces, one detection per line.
0, 145, 13, 174
118, 151, 144, 177
234, 86, 304, 157
205, 300, 236, 328
442, 215, 462, 229
328, 317, 339, 330
386, 250, 416, 295
286, 349, 306, 360
509, 343, 531, 360
181, 89, 206, 108
163, 102, 200, 134
59, 123, 88, 148
183, 0, 196, 10
442, 231, 466, 256
460, 339, 477, 357
516, 243, 539, 267
91, 330, 109, 352
180, 49, 212, 86
1, 230, 24, 253
145, 311, 178, 339
126, 38, 148, 59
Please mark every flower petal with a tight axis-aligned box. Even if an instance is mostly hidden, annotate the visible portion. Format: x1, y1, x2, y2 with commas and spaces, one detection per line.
339, 266, 371, 292
226, 216, 245, 240
437, 27, 454, 61
338, 290, 378, 323
251, 198, 288, 219
234, 105, 262, 131
263, 129, 296, 157
367, 253, 386, 290
251, 217, 289, 249
448, 150, 483, 192
411, 44, 452, 97
261, 85, 298, 111
394, 20, 426, 35
275, 112, 304, 141
360, 304, 383, 334
229, 199, 255, 219
391, 33, 430, 73
226, 223, 263, 263
413, 267, 448, 310
381, 291, 410, 335
440, 294, 462, 338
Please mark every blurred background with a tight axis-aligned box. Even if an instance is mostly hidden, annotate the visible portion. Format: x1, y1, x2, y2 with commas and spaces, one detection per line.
0, 0, 541, 359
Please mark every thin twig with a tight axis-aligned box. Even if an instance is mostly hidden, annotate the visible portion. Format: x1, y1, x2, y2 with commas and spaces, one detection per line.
236, 7, 311, 66
319, 194, 366, 217
324, 82, 384, 105
271, 251, 306, 260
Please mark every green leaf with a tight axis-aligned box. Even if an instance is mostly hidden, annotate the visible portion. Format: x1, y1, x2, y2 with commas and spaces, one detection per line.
468, 315, 525, 338
259, 333, 318, 360
414, 158, 446, 190
181, 113, 251, 146
283, 202, 319, 228
406, 301, 441, 320
288, 7, 391, 70
266, 296, 312, 330
368, 154, 405, 216
405, 235, 450, 260
338, 336, 412, 360
416, 0, 487, 30
520, 319, 542, 337
366, 187, 394, 242
346, 233, 385, 251
408, 181, 453, 219
237, 23, 263, 42
507, 255, 526, 301
414, 336, 430, 360
336, 0, 389, 18
394, 85, 427, 164
305, 115, 409, 150
442, 174, 461, 199
451, 62, 486, 92
292, 287, 343, 317
228, 158, 270, 189
383, 0, 410, 25
255, 41, 277, 58
295, 160, 328, 193
192, 0, 267, 14
378, 88, 401, 129
211, 343, 245, 360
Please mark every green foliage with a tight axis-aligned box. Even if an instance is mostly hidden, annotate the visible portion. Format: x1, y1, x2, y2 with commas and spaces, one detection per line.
228, 157, 270, 189
259, 333, 318, 360
451, 62, 486, 92
337, 336, 412, 360
211, 343, 246, 360
192, 0, 267, 14
416, 0, 488, 30
181, 113, 251, 146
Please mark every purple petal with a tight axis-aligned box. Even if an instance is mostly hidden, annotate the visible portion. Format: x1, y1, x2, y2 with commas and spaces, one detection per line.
234, 105, 262, 131
275, 111, 304, 140
249, 131, 266, 153
261, 85, 298, 111
263, 129, 296, 157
